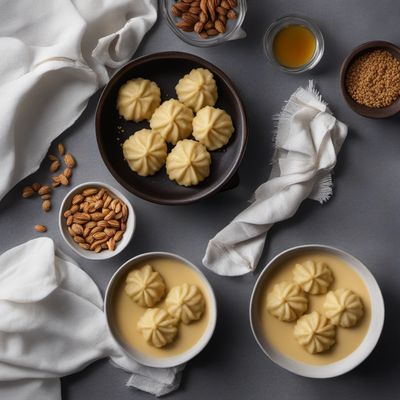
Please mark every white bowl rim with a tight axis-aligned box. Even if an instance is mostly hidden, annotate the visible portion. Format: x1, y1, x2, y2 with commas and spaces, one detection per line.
249, 244, 385, 378
58, 181, 136, 260
104, 251, 218, 368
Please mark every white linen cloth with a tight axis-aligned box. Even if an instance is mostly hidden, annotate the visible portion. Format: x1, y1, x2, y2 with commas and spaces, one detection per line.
203, 81, 348, 276
0, 238, 182, 399
0, 0, 157, 202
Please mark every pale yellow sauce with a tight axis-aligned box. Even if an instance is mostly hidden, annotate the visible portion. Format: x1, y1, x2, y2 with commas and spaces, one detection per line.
258, 251, 371, 365
111, 257, 210, 358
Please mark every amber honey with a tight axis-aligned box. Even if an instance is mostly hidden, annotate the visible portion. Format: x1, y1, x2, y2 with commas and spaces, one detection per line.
273, 24, 316, 68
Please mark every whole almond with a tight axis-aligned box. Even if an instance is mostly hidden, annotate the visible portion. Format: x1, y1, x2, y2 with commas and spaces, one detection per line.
227, 0, 237, 7
101, 243, 108, 250
194, 21, 204, 33
38, 185, 51, 196
121, 204, 128, 221
96, 188, 106, 200
86, 221, 97, 229
58, 143, 65, 156
110, 199, 119, 210
114, 202, 122, 214
83, 188, 98, 197
79, 243, 90, 250
52, 175, 61, 183
72, 194, 84, 205
35, 224, 47, 233
64, 168, 72, 178
204, 20, 214, 29
90, 226, 103, 236
41, 194, 51, 200
120, 222, 127, 232
200, 0, 207, 13
175, 2, 190, 12
32, 183, 41, 192
107, 220, 120, 229
83, 226, 91, 238
73, 235, 85, 244
171, 5, 182, 17
215, 19, 226, 33
64, 209, 72, 218
42, 200, 51, 212
91, 212, 104, 221
59, 174, 69, 186
86, 235, 95, 245
107, 237, 116, 251
189, 6, 201, 14
48, 154, 58, 162
71, 223, 84, 236
64, 153, 76, 168
182, 12, 199, 24
103, 196, 112, 208
67, 215, 73, 226
207, 28, 219, 36
93, 200, 103, 210
114, 231, 124, 242
199, 30, 209, 39
50, 160, 60, 173
227, 9, 237, 19
115, 212, 123, 220
97, 220, 109, 228
207, 0, 216, 21
220, 0, 231, 9
104, 228, 116, 237
52, 181, 61, 188
74, 212, 90, 223
199, 11, 208, 23
93, 231, 107, 241
68, 227, 75, 236
22, 186, 35, 198
94, 245, 102, 253
104, 210, 116, 221
216, 6, 227, 15
70, 204, 79, 214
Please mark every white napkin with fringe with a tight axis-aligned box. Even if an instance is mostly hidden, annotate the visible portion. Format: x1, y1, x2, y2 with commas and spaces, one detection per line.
0, 0, 157, 202
203, 81, 348, 276
0, 238, 182, 399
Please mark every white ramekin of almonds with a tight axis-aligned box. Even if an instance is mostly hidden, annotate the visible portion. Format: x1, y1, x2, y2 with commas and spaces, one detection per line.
59, 182, 135, 260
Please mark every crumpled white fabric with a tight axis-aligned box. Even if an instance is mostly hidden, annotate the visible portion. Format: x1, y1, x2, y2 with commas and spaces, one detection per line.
203, 81, 348, 276
0, 0, 157, 202
0, 238, 182, 399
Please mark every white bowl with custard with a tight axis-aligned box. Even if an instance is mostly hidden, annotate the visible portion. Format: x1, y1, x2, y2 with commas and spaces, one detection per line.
105, 252, 217, 368
249, 244, 384, 378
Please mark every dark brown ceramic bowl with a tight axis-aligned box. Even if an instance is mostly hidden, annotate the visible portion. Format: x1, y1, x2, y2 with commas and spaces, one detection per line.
96, 52, 247, 205
340, 41, 400, 118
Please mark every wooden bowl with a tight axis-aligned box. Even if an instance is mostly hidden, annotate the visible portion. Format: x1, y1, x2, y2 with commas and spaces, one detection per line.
340, 41, 400, 118
96, 52, 247, 205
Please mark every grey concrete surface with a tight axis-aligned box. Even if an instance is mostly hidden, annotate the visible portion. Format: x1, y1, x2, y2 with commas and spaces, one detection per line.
1, 0, 400, 399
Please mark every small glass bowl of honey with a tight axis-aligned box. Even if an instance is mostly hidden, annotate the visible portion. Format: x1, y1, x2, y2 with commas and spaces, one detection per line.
264, 15, 324, 73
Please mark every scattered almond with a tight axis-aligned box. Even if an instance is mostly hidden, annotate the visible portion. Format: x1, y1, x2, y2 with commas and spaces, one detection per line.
41, 194, 51, 200
64, 153, 76, 168
64, 168, 72, 178
50, 160, 61, 173
58, 143, 65, 156
38, 185, 51, 196
42, 200, 51, 212
35, 224, 47, 233
59, 174, 69, 186
48, 154, 58, 162
32, 183, 41, 192
22, 186, 35, 198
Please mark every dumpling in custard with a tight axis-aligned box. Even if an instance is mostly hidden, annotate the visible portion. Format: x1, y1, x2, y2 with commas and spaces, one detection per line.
117, 78, 161, 122
294, 311, 336, 354
293, 260, 334, 295
166, 139, 211, 187
150, 99, 194, 145
266, 281, 308, 322
175, 68, 218, 112
166, 283, 205, 324
137, 308, 178, 348
122, 129, 167, 176
125, 264, 166, 307
323, 289, 364, 328
192, 106, 234, 150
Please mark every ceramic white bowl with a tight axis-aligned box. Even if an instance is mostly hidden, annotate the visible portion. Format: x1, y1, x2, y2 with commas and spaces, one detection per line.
249, 244, 384, 378
104, 252, 217, 368
59, 181, 135, 260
